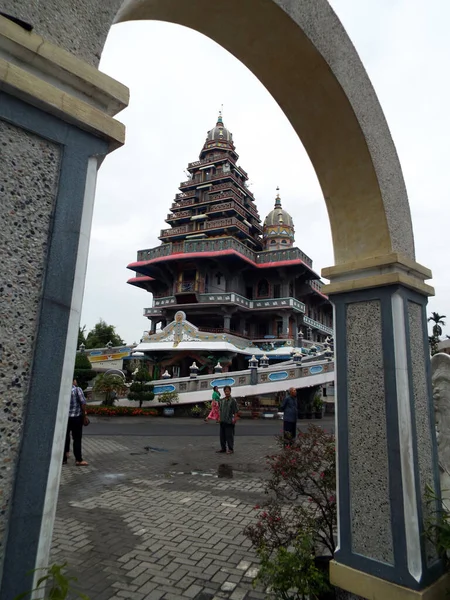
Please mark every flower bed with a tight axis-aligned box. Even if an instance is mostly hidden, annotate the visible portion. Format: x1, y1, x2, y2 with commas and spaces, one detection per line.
87, 406, 159, 417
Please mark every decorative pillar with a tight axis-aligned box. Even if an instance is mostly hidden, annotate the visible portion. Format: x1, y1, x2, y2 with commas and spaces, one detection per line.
282, 313, 289, 337
260, 354, 269, 368
323, 256, 448, 597
190, 362, 199, 378
214, 362, 223, 374
249, 355, 259, 385
0, 16, 128, 599
223, 313, 231, 331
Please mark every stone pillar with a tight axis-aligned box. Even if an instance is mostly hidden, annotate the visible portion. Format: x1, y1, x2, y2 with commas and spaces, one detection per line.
282, 313, 289, 337
0, 16, 128, 599
323, 257, 449, 597
223, 314, 231, 331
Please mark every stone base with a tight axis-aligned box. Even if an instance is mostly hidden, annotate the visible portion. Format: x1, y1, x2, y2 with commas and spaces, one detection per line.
330, 561, 450, 600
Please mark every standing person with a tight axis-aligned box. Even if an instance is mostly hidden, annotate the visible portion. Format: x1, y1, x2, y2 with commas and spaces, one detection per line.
205, 385, 220, 422
64, 378, 89, 466
281, 387, 298, 444
216, 385, 238, 454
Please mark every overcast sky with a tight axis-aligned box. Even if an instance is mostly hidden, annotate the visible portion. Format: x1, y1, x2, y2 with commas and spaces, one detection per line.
81, 0, 450, 344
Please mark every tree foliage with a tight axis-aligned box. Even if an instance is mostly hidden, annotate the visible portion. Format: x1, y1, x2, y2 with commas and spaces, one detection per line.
128, 368, 155, 407
85, 319, 125, 349
428, 312, 447, 355
93, 373, 128, 406
73, 353, 96, 391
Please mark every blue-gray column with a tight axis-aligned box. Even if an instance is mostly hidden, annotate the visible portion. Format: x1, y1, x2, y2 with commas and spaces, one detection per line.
0, 92, 108, 599
331, 284, 442, 590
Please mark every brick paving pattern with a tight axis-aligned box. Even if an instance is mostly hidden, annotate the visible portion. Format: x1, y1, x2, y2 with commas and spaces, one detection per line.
50, 431, 281, 599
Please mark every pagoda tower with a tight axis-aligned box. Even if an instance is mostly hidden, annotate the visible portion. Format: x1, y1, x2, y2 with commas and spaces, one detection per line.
160, 112, 263, 249
127, 114, 333, 376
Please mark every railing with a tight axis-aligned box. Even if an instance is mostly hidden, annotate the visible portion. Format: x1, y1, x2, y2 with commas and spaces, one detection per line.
159, 217, 250, 239
303, 315, 333, 336
135, 237, 314, 271
160, 224, 194, 238
187, 156, 249, 180
172, 185, 259, 219
179, 170, 251, 198
147, 293, 305, 314
257, 248, 313, 268
166, 210, 192, 221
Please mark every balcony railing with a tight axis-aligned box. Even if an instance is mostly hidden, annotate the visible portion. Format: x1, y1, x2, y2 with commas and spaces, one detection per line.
172, 188, 259, 220
187, 155, 248, 179
179, 170, 253, 198
145, 293, 305, 314
136, 237, 314, 270
159, 217, 250, 240
303, 315, 333, 336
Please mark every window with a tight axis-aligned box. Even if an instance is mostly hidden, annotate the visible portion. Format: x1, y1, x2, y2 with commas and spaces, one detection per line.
216, 272, 223, 286
270, 240, 276, 245
273, 284, 281, 298
257, 279, 269, 297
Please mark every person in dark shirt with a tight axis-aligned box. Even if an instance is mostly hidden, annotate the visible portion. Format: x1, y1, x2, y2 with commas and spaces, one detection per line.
216, 385, 238, 454
281, 387, 298, 444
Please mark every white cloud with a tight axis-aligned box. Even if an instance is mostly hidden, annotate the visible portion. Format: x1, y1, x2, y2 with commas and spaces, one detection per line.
80, 1, 450, 342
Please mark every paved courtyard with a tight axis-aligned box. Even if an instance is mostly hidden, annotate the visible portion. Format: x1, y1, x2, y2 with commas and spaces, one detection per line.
50, 418, 333, 600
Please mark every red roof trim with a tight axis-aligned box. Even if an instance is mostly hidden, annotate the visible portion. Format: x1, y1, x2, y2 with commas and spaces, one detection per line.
127, 276, 154, 283
127, 249, 313, 272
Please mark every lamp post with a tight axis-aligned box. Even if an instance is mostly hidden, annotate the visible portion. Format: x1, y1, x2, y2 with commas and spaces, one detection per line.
190, 362, 199, 378
249, 355, 258, 385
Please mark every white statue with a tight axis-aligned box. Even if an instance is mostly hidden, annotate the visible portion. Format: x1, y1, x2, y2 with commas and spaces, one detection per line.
432, 352, 450, 511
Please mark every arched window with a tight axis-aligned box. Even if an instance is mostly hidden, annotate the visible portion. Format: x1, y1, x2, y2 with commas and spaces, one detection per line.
270, 239, 276, 245
257, 279, 269, 298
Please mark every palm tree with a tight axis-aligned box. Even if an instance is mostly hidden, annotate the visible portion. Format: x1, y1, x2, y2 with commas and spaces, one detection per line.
428, 312, 446, 339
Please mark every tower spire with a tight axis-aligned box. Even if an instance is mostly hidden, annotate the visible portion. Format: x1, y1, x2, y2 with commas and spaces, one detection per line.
274, 186, 282, 208
217, 105, 223, 125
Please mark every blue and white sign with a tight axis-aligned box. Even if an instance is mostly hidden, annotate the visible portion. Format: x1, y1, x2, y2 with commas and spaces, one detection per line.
153, 384, 176, 394
309, 365, 324, 375
210, 378, 236, 388
268, 371, 288, 381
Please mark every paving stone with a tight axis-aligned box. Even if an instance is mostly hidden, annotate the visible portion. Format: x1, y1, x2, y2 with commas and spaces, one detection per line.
48, 431, 296, 600
183, 583, 205, 598
221, 581, 237, 592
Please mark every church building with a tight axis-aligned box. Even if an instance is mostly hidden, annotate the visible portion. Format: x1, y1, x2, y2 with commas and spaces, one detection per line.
127, 114, 333, 377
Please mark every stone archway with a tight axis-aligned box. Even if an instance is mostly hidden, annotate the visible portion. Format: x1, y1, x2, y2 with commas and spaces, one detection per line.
0, 1, 442, 598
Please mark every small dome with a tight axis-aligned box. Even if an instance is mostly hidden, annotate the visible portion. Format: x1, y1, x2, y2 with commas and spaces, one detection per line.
263, 190, 294, 229
206, 113, 233, 143
263, 189, 295, 250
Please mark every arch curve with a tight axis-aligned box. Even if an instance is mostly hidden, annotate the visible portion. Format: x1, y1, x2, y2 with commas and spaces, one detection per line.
114, 0, 415, 266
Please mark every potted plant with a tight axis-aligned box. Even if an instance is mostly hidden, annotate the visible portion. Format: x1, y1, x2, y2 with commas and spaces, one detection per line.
313, 393, 324, 419
190, 404, 202, 418
158, 390, 179, 417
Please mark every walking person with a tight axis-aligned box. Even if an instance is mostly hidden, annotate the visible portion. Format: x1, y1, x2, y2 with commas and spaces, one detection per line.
216, 385, 238, 454
64, 378, 89, 466
281, 387, 298, 445
205, 385, 220, 422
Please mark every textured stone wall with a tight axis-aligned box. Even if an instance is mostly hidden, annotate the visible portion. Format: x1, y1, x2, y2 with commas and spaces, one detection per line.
346, 300, 394, 564
408, 300, 438, 565
0, 0, 120, 66
0, 120, 61, 566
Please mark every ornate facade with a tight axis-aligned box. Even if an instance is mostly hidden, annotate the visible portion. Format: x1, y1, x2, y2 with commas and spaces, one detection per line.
127, 115, 333, 375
